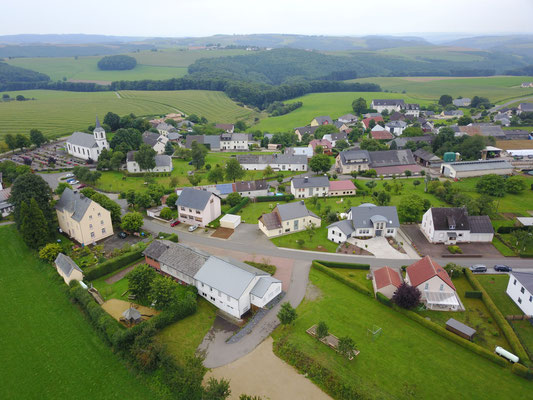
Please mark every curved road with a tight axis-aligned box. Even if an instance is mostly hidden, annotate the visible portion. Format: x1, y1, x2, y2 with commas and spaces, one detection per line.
490, 94, 533, 113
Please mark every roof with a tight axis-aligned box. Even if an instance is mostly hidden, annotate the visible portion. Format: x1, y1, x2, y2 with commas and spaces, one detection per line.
236, 153, 307, 165
155, 155, 172, 168
389, 135, 434, 149
467, 215, 494, 234
453, 98, 471, 106
371, 130, 394, 140
413, 148, 441, 162
142, 131, 162, 147
294, 125, 319, 135
517, 217, 533, 227
156, 122, 175, 131
292, 176, 329, 189
371, 99, 405, 106
313, 116, 333, 125
459, 124, 505, 138
329, 180, 356, 191
374, 266, 403, 290
362, 116, 384, 129
327, 219, 354, 236
55, 188, 93, 222
260, 211, 282, 230
403, 103, 420, 110
216, 183, 235, 195
333, 121, 346, 129
374, 164, 422, 175
368, 150, 417, 168
144, 240, 209, 278
194, 256, 269, 299
167, 131, 182, 140
349, 204, 400, 229
277, 201, 319, 222
512, 271, 533, 294
0, 187, 11, 202
286, 147, 314, 157
54, 253, 83, 277
66, 131, 98, 148
122, 307, 141, 321
176, 187, 216, 210
430, 208, 470, 231
444, 159, 513, 172
215, 123, 234, 131
338, 149, 370, 164
235, 180, 268, 192
446, 318, 476, 337
220, 214, 241, 224
338, 113, 358, 122
406, 256, 455, 291
309, 139, 332, 150
251, 276, 281, 298
185, 135, 220, 149
519, 103, 533, 111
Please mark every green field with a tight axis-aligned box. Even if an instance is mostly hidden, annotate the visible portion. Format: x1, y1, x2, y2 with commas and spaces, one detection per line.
0, 225, 161, 400
273, 268, 533, 399
0, 89, 259, 138
131, 48, 250, 68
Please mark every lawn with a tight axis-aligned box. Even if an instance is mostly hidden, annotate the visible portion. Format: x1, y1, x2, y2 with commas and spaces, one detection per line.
157, 298, 217, 361
272, 268, 533, 399
271, 225, 338, 253
0, 89, 260, 139
0, 225, 162, 400
329, 268, 373, 293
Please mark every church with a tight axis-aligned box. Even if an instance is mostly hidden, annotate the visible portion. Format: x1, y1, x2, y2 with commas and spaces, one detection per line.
66, 117, 109, 161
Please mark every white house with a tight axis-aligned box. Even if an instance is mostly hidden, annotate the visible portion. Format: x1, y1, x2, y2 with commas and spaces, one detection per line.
421, 208, 494, 244
66, 117, 109, 161
406, 256, 461, 311
259, 201, 321, 237
54, 253, 84, 285
370, 99, 405, 113
338, 113, 358, 124
403, 103, 420, 117
506, 272, 533, 316
327, 203, 399, 244
286, 147, 314, 158
156, 122, 176, 136
176, 187, 221, 227
234, 180, 270, 197
290, 176, 330, 198
220, 133, 250, 150
142, 131, 169, 155
237, 154, 308, 172
385, 120, 408, 136
126, 152, 173, 173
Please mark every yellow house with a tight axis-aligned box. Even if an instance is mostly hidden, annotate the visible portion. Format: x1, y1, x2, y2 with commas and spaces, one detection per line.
56, 188, 114, 246
54, 253, 84, 285
258, 201, 321, 237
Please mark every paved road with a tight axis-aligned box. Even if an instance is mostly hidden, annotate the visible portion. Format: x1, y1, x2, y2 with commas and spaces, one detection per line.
490, 95, 533, 112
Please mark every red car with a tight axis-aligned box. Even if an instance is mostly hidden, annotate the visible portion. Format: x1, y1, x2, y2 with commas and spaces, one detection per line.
170, 220, 181, 227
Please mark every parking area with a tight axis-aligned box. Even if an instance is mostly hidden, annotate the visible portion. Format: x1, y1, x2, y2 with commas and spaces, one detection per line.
101, 232, 145, 252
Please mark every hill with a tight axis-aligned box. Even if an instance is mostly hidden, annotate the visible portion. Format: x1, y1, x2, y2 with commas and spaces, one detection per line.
0, 62, 50, 83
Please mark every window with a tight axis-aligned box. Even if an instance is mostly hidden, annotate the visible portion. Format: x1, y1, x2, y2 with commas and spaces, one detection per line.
210, 199, 214, 203
518, 298, 522, 304
189, 209, 192, 212
89, 215, 93, 220
210, 296, 215, 301
201, 283, 204, 287
424, 283, 429, 290
529, 296, 532, 302
521, 287, 525, 294
439, 284, 444, 291
89, 224, 93, 229
218, 290, 221, 297
101, 220, 104, 225
514, 279, 517, 285
101, 228, 106, 234
90, 232, 95, 238
97, 212, 101, 217
181, 207, 185, 211
196, 210, 200, 214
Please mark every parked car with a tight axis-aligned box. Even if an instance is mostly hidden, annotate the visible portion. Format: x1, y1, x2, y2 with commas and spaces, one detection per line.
61, 173, 74, 180
469, 264, 487, 273
170, 220, 180, 227
494, 264, 512, 272
77, 183, 87, 189
117, 231, 128, 239
188, 224, 199, 232
66, 178, 76, 183
70, 180, 79, 185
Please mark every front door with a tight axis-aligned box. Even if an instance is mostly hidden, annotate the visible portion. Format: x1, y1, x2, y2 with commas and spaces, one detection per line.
376, 230, 382, 237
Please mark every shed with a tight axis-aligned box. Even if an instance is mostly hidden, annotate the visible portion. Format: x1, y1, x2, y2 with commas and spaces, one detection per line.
122, 307, 142, 325
446, 318, 476, 340
220, 214, 241, 229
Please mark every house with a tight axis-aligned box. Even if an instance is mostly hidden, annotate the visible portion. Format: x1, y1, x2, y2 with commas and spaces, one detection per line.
457, 124, 506, 139
0, 172, 3, 190
405, 256, 461, 311
327, 203, 399, 243
389, 111, 406, 121
494, 113, 511, 127
185, 135, 221, 151
294, 125, 319, 141
506, 272, 533, 316
453, 98, 471, 107
328, 180, 356, 196
413, 148, 442, 167
322, 132, 348, 147
361, 116, 384, 129
372, 266, 402, 299
335, 149, 370, 174
220, 133, 251, 150
517, 103, 533, 114
235, 180, 270, 197
176, 187, 221, 227
440, 159, 513, 179
55, 188, 113, 245
367, 149, 422, 177
290, 176, 330, 198
422, 110, 436, 118
286, 147, 314, 158
215, 124, 235, 133
310, 116, 333, 126
156, 122, 177, 136
371, 128, 394, 141
66, 117, 109, 161
308, 139, 333, 155
259, 201, 321, 237
385, 120, 408, 136
338, 113, 358, 124
167, 131, 183, 143
237, 154, 308, 171
403, 103, 420, 117
333, 121, 349, 132
142, 131, 169, 155
388, 135, 434, 150
420, 120, 435, 133
54, 253, 84, 285
176, 183, 233, 199
0, 187, 13, 217
521, 82, 533, 88
126, 152, 173, 173
421, 207, 494, 244
503, 130, 531, 140
370, 99, 405, 113
439, 110, 464, 119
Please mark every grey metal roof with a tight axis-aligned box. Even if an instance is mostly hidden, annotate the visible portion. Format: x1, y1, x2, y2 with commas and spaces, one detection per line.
230, 133, 250, 141
512, 271, 533, 294
176, 187, 215, 210
372, 99, 405, 106
55, 188, 92, 222
276, 201, 319, 221
445, 159, 513, 172
333, 121, 345, 129
327, 219, 354, 236
251, 276, 281, 298
194, 256, 268, 299
157, 122, 174, 131
235, 180, 268, 192
467, 215, 494, 234
368, 150, 416, 168
386, 120, 408, 128
338, 113, 358, 122
142, 131, 161, 147
167, 131, 182, 140
446, 318, 476, 337
339, 149, 370, 164
144, 240, 210, 279
203, 135, 221, 149
236, 153, 307, 165
54, 253, 82, 277
155, 155, 172, 168
291, 176, 329, 189
350, 204, 400, 229
67, 131, 98, 148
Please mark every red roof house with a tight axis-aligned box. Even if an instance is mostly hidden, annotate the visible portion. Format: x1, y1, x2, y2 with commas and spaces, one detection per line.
328, 180, 357, 196
373, 266, 403, 299
308, 139, 333, 155
371, 130, 394, 140
362, 116, 384, 129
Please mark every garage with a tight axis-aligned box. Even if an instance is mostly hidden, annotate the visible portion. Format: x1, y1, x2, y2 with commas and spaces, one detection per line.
220, 214, 241, 229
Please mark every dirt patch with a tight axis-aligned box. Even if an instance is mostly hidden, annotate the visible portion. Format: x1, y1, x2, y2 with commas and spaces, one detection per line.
105, 261, 143, 284
68, 79, 112, 85
204, 337, 331, 400
305, 282, 323, 302
337, 242, 373, 256
495, 140, 533, 150
102, 299, 158, 324
211, 227, 234, 239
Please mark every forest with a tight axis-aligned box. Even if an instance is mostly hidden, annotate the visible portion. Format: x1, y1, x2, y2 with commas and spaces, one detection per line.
0, 62, 50, 84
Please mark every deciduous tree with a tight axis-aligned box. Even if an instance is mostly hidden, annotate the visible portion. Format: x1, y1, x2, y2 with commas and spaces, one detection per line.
226, 192, 242, 207
352, 97, 367, 114
309, 154, 332, 174
476, 174, 506, 197
277, 302, 297, 325
225, 158, 245, 182
208, 165, 225, 184
166, 193, 178, 209
121, 212, 144, 232
438, 94, 453, 107
135, 144, 157, 171
398, 194, 426, 222
392, 283, 421, 309
150, 275, 178, 310
39, 243, 62, 263
337, 336, 357, 359
30, 129, 47, 148
127, 264, 157, 300
316, 321, 329, 339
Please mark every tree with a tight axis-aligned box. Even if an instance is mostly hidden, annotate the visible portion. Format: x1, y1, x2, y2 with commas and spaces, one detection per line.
110, 128, 142, 152
203, 378, 231, 400
109, 150, 125, 170
398, 195, 426, 222
39, 243, 62, 263
16, 95, 26, 101
260, 136, 269, 148
208, 165, 225, 184
506, 176, 526, 194
226, 192, 242, 207
188, 174, 202, 186
175, 147, 192, 160
11, 173, 54, 233
235, 120, 247, 132
309, 154, 332, 174
375, 191, 391, 206
5, 134, 17, 152
305, 221, 317, 239
164, 141, 174, 156
127, 264, 157, 300
314, 124, 338, 139
316, 321, 329, 339
404, 170, 412, 177
136, 192, 153, 209
359, 138, 387, 151
159, 207, 173, 220
30, 129, 47, 148
457, 115, 473, 126
413, 180, 421, 188
476, 174, 506, 197
444, 263, 464, 279
150, 275, 178, 310
166, 193, 178, 209
20, 198, 49, 249
392, 283, 421, 309
121, 212, 144, 232
97, 54, 137, 70
103, 112, 120, 131
352, 97, 367, 114
277, 302, 297, 325
314, 145, 324, 154
147, 184, 165, 205
55, 182, 72, 195
335, 139, 349, 150
135, 144, 157, 171
263, 165, 274, 178
225, 158, 245, 182
337, 336, 357, 359
439, 95, 453, 107
402, 127, 424, 137
190, 141, 207, 170
15, 134, 30, 151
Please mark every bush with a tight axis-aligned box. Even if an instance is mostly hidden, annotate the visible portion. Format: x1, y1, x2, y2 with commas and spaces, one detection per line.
512, 363, 533, 380
97, 55, 137, 70
497, 226, 525, 234
376, 292, 392, 307
465, 291, 483, 299
226, 192, 242, 207
159, 207, 173, 220
447, 245, 462, 254
244, 260, 276, 275
84, 250, 144, 281
392, 283, 421, 309
314, 260, 370, 270
227, 197, 250, 214
312, 261, 372, 297
256, 194, 295, 202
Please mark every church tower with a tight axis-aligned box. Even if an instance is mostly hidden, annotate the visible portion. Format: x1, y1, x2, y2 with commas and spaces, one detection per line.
93, 116, 109, 150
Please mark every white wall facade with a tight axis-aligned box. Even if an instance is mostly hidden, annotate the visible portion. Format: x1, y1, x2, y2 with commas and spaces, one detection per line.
126, 161, 172, 173
221, 139, 249, 150
240, 162, 307, 171
178, 194, 221, 227
506, 274, 533, 316
197, 280, 243, 318
290, 182, 329, 198
251, 282, 282, 308
259, 215, 321, 238
327, 226, 350, 243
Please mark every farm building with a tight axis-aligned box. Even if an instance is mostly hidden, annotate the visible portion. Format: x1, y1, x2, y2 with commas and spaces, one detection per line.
440, 159, 513, 178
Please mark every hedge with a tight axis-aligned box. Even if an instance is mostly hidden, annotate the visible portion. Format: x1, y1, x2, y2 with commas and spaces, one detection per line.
465, 269, 530, 365
512, 363, 533, 380
312, 261, 372, 297
256, 194, 295, 202
158, 232, 179, 243
84, 249, 144, 281
376, 292, 392, 307
244, 260, 276, 275
227, 197, 250, 214
465, 290, 483, 299
314, 260, 370, 270
497, 226, 526, 234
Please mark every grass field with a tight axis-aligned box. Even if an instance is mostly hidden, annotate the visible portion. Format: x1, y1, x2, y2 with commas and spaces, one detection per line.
0, 225, 161, 400
131, 48, 250, 68
0, 89, 259, 138
272, 268, 533, 399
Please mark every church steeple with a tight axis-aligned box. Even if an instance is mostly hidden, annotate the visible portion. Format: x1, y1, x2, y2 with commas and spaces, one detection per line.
95, 116, 102, 129
93, 115, 108, 150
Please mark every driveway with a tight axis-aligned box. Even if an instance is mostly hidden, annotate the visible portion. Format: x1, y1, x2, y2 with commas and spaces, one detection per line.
347, 236, 413, 259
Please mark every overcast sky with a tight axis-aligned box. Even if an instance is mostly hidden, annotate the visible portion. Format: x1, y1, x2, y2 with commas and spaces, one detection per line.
1, 0, 533, 37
